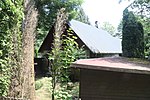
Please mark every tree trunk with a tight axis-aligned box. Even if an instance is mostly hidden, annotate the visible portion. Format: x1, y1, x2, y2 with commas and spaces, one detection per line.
22, 0, 38, 100
51, 8, 68, 100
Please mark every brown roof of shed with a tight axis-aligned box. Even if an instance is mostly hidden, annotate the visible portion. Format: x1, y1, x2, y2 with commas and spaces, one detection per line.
72, 57, 150, 74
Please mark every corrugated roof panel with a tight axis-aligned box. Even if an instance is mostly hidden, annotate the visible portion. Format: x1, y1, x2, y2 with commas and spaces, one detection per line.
69, 20, 122, 53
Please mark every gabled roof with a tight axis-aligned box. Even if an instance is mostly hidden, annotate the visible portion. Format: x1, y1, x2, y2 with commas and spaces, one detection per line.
69, 20, 122, 53
39, 20, 122, 54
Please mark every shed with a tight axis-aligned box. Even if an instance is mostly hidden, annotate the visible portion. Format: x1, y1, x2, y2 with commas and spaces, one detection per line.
72, 57, 150, 100
39, 20, 122, 57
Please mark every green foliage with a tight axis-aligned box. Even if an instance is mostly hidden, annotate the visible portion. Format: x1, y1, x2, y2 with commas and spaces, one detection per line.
36, 0, 83, 30
119, 0, 149, 16
35, 77, 52, 99
47, 8, 85, 99
136, 16, 150, 58
55, 82, 80, 99
49, 8, 68, 100
0, 59, 11, 96
119, 0, 150, 58
130, 0, 150, 18
117, 20, 123, 38
35, 0, 84, 51
101, 22, 116, 37
0, 0, 23, 96
122, 9, 144, 58
49, 23, 86, 99
75, 7, 91, 25
68, 82, 79, 98
134, 1, 150, 58
35, 77, 79, 100
55, 85, 72, 100
35, 80, 44, 90
59, 29, 86, 82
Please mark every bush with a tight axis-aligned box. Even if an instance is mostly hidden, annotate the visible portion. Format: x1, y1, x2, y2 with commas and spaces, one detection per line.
35, 80, 43, 90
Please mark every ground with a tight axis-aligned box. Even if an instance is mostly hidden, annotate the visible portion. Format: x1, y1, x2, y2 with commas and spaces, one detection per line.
36, 77, 52, 100
35, 77, 79, 100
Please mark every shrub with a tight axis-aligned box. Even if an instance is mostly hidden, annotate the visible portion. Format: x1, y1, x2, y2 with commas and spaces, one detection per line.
35, 80, 43, 90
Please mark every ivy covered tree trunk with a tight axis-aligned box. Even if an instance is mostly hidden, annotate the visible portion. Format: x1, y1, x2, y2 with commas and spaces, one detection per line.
22, 0, 38, 100
0, 0, 23, 97
122, 9, 144, 58
49, 8, 68, 100
49, 8, 86, 100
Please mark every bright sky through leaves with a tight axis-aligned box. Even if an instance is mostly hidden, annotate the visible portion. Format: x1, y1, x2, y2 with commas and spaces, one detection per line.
82, 0, 134, 29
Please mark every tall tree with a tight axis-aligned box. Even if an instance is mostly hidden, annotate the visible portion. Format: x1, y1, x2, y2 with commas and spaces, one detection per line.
137, 16, 150, 58
22, 0, 38, 99
117, 20, 123, 38
35, 0, 84, 51
75, 6, 91, 25
36, 0, 83, 30
133, 0, 150, 58
101, 22, 116, 37
49, 8, 86, 99
130, 0, 150, 17
122, 9, 144, 58
49, 8, 68, 100
119, 0, 150, 58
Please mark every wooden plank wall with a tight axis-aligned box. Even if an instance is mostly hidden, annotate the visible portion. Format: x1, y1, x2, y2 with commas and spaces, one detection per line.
80, 69, 150, 100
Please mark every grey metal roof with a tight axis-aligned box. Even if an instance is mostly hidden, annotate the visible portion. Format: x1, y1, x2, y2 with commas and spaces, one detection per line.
69, 20, 122, 54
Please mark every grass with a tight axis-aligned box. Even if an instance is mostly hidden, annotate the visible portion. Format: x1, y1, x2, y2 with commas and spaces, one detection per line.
35, 77, 52, 100
35, 77, 79, 100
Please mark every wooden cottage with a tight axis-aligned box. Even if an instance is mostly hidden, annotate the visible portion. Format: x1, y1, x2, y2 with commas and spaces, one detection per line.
36, 20, 122, 76
72, 57, 150, 100
38, 20, 122, 57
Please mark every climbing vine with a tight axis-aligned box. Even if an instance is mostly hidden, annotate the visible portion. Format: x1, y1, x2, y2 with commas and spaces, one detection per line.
54, 28, 86, 99
49, 8, 86, 100
0, 0, 23, 96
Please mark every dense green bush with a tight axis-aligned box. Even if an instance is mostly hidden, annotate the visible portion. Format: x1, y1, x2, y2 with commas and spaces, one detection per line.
35, 80, 43, 90
122, 9, 144, 58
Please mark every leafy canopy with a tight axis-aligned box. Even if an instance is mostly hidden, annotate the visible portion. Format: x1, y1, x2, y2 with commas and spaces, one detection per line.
35, 0, 88, 51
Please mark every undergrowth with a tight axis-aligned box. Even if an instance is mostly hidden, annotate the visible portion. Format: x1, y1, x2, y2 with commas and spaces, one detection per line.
35, 77, 79, 100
